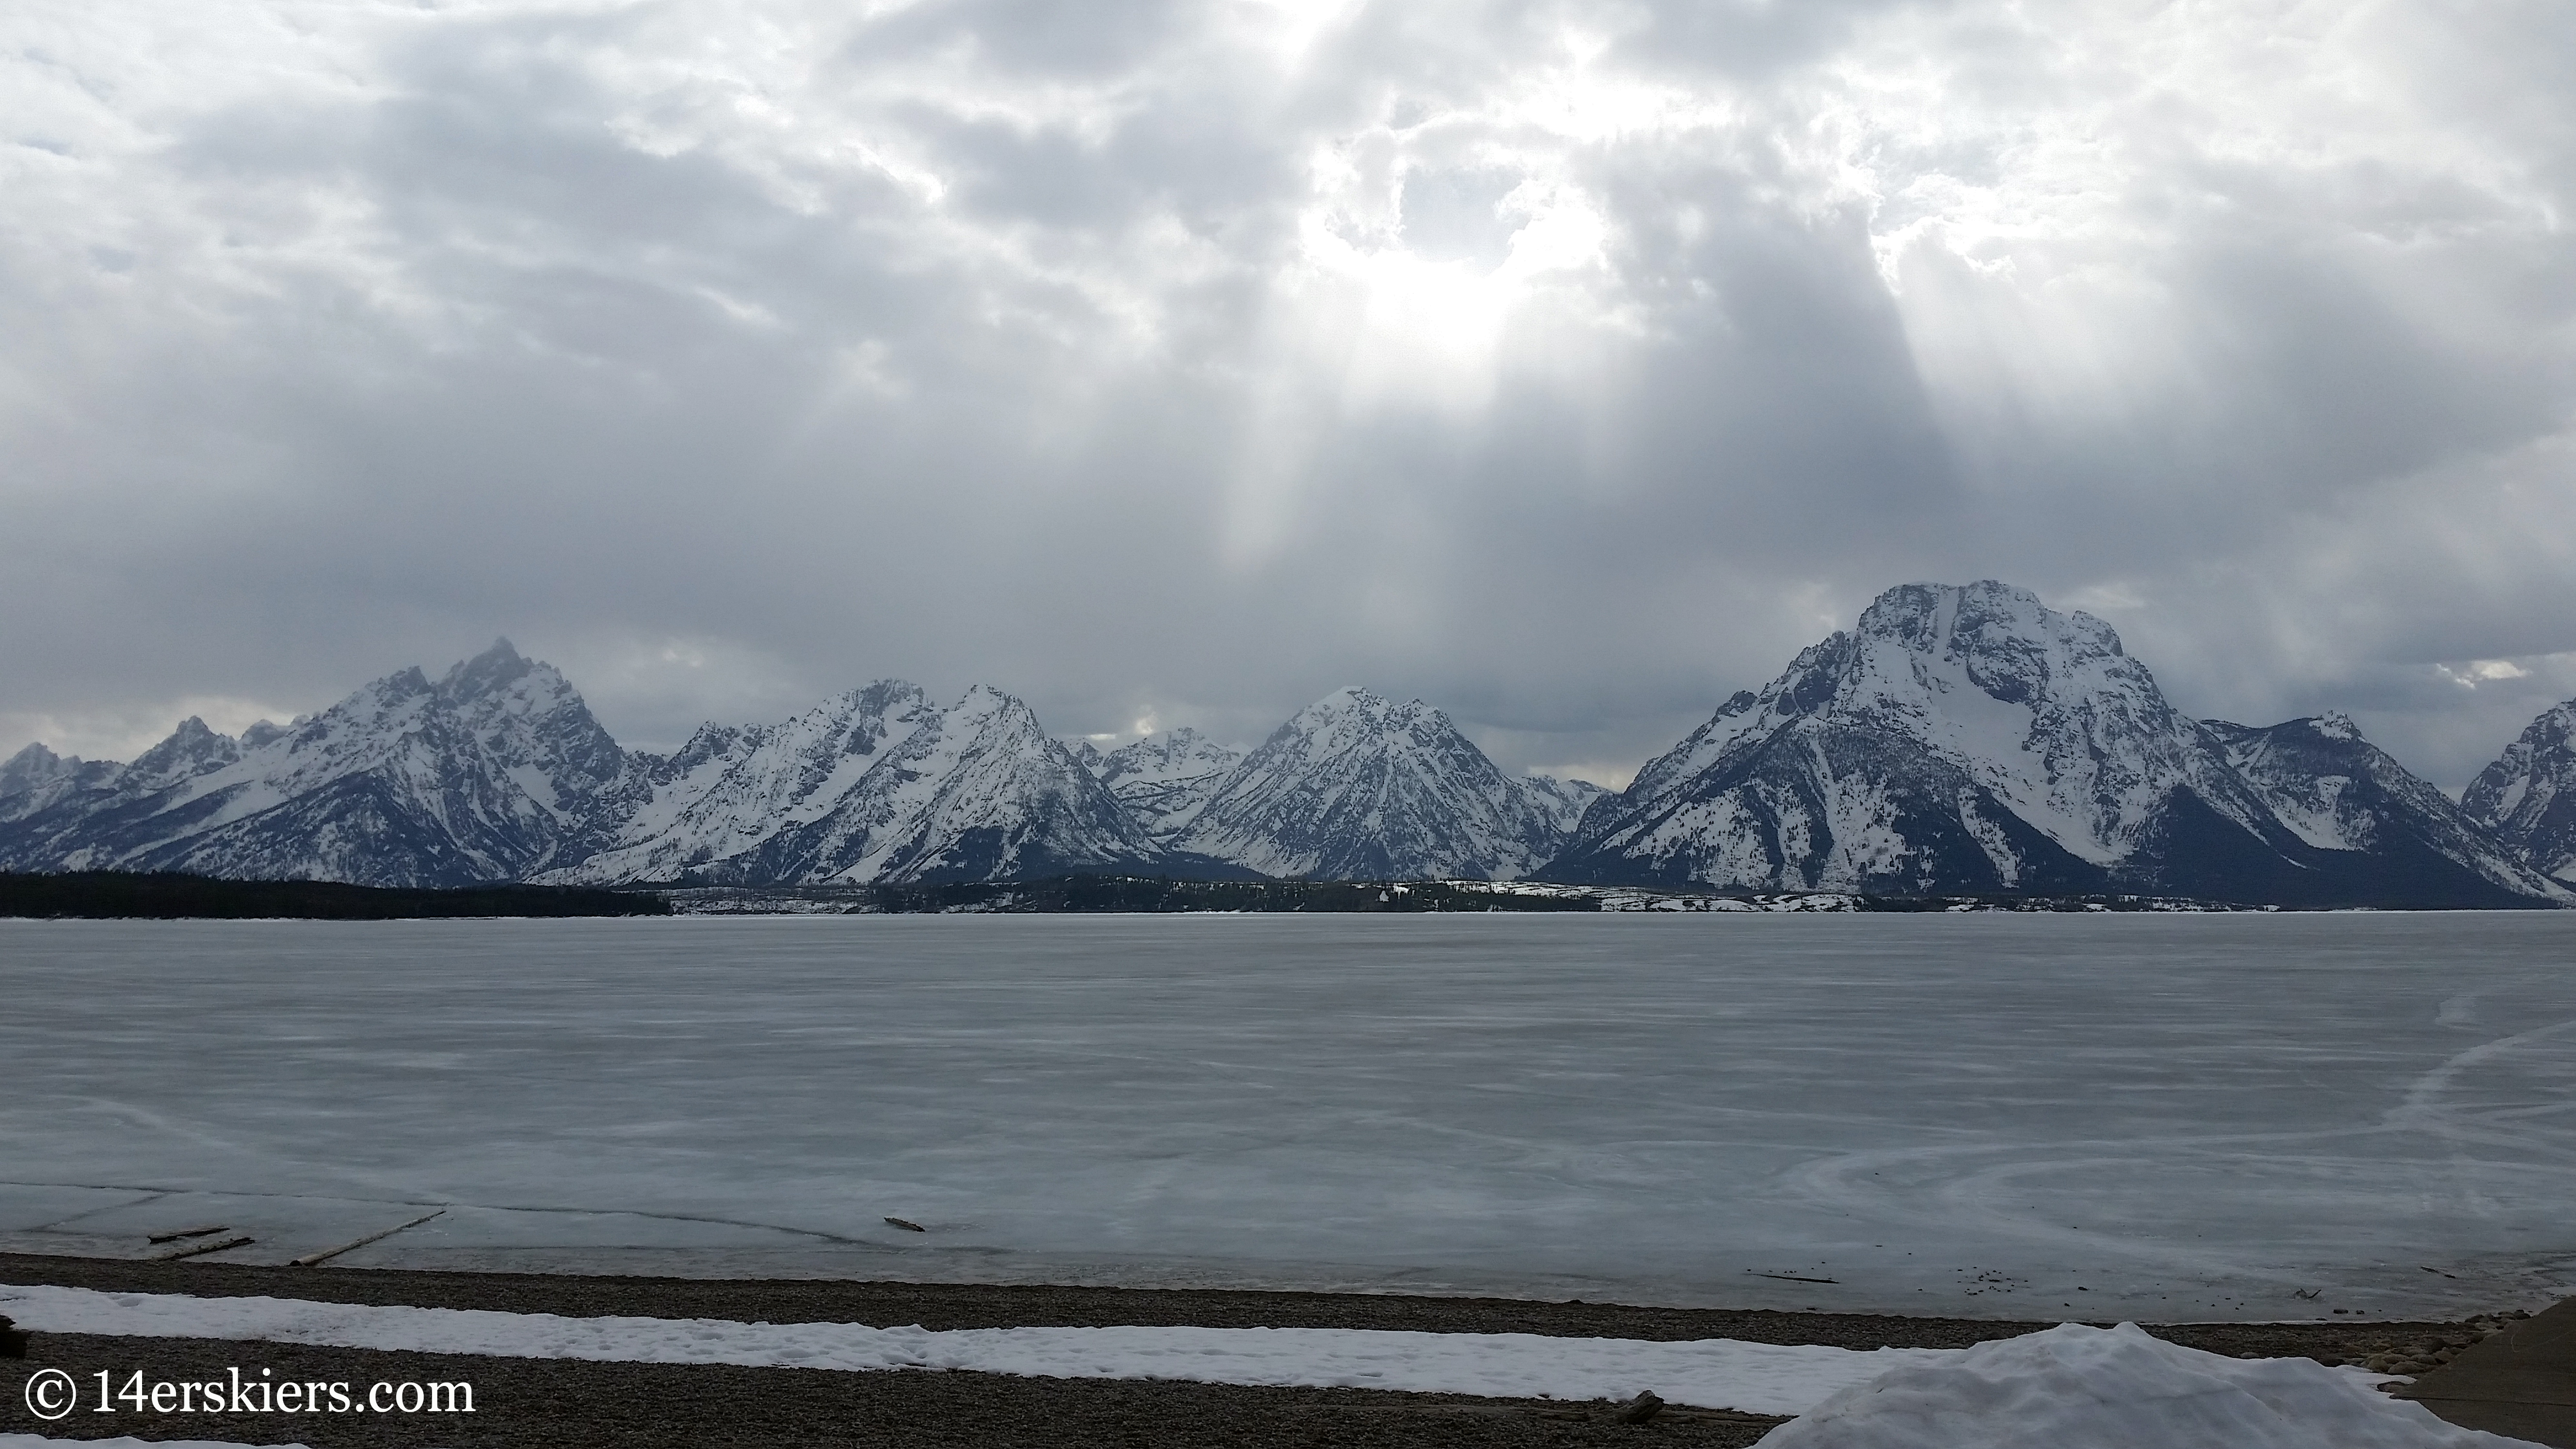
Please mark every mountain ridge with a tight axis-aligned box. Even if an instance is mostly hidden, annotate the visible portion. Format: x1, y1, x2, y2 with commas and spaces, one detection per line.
5, 590, 2569, 905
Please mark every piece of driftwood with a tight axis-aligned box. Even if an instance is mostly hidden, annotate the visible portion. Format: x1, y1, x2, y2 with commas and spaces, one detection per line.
1612, 1390, 1666, 1424
884, 1216, 928, 1232
1746, 1271, 1840, 1284
0, 1312, 26, 1359
147, 1223, 232, 1244
290, 1209, 446, 1267
155, 1234, 254, 1261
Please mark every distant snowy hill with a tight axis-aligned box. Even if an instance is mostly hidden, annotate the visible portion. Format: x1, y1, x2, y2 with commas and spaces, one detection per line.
1167, 687, 1597, 880
0, 640, 644, 887
546, 684, 1182, 886
2463, 698, 2576, 885
1088, 728, 1245, 838
1542, 582, 2570, 908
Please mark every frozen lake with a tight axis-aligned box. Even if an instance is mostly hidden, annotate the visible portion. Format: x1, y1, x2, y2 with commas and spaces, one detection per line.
3, 912, 2573, 1320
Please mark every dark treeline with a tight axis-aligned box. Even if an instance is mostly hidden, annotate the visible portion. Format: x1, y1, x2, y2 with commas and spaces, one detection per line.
0, 871, 670, 919
852, 877, 1602, 913
683, 876, 2257, 914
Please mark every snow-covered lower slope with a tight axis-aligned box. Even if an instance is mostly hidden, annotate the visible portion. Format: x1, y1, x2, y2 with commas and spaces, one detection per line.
0, 641, 645, 887
1169, 688, 1590, 880
1544, 582, 2566, 907
2463, 698, 2576, 885
1090, 727, 1245, 837
548, 685, 1175, 886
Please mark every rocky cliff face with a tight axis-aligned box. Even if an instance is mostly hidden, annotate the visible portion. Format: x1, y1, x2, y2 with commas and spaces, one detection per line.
1543, 582, 2568, 907
1168, 688, 1592, 880
2463, 699, 2576, 885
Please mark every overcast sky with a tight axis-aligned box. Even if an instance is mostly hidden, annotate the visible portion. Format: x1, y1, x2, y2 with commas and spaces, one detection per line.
6, 0, 2574, 790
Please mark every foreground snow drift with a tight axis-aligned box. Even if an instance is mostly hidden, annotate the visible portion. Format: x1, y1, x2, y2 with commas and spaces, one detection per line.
0, 1283, 1938, 1415
1761, 1321, 2536, 1449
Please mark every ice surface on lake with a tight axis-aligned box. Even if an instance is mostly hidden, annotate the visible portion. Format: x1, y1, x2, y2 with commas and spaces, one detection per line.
3, 914, 2573, 1319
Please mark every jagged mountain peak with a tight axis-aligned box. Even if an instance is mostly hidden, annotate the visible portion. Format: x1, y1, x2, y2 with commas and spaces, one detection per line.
1859, 579, 2121, 657
123, 717, 242, 790
1170, 686, 1579, 880
1, 741, 78, 796
438, 636, 528, 692
435, 640, 589, 721
1607, 581, 2213, 871
2, 741, 64, 776
2465, 697, 2576, 885
1092, 726, 1246, 839
1098, 726, 1239, 781
547, 680, 1172, 887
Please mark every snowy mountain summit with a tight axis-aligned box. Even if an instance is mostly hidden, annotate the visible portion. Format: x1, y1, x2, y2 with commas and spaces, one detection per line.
1545, 582, 2568, 907
1169, 687, 1597, 881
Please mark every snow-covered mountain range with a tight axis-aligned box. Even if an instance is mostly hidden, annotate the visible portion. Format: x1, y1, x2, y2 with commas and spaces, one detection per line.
0, 641, 642, 887
6, 588, 2572, 904
1541, 582, 2569, 908
0, 651, 1594, 887
539, 682, 1181, 886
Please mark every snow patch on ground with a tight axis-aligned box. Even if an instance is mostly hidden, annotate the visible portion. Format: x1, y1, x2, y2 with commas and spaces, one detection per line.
1760, 1322, 2535, 1449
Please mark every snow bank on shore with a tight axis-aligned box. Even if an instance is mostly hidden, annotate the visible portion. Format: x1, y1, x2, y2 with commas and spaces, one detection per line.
0, 1281, 1936, 1415
1762, 1321, 2537, 1448
5, 1301, 2534, 1449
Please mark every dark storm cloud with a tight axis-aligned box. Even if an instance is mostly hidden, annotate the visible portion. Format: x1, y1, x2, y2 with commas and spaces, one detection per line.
4, 0, 2574, 791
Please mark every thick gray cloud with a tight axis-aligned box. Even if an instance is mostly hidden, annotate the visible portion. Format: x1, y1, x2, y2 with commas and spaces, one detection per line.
5, 0, 2574, 790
